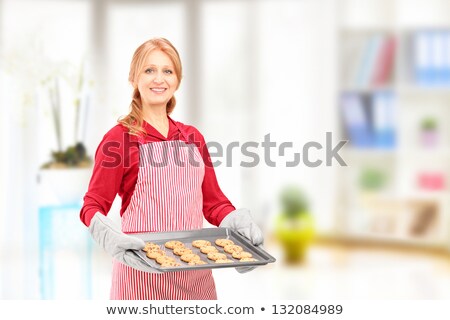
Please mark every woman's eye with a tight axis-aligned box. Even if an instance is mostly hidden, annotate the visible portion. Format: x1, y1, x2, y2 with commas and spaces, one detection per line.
164, 70, 173, 74
145, 68, 154, 73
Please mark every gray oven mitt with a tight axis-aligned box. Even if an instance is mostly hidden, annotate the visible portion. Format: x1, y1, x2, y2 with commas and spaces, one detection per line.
89, 212, 161, 273
219, 208, 264, 274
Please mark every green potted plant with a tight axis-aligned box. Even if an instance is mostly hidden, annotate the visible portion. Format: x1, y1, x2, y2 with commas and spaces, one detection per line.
3, 38, 93, 204
41, 62, 93, 170
275, 185, 315, 264
41, 142, 92, 169
39, 61, 93, 205
358, 167, 386, 191
420, 117, 438, 148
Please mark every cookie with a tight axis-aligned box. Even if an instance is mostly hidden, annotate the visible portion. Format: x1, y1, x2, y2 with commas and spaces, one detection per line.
146, 249, 166, 260
200, 246, 219, 254
173, 247, 193, 256
223, 244, 243, 254
164, 240, 184, 249
142, 242, 160, 252
215, 239, 234, 247
192, 240, 211, 248
231, 251, 252, 259
161, 261, 181, 267
215, 259, 234, 264
207, 252, 227, 261
188, 260, 207, 266
240, 257, 257, 262
156, 255, 175, 265
180, 253, 201, 263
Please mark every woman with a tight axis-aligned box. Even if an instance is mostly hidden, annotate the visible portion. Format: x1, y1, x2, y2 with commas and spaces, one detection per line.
80, 38, 263, 300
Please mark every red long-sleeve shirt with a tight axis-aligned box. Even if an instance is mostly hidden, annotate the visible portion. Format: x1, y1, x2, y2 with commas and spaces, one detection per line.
80, 117, 235, 227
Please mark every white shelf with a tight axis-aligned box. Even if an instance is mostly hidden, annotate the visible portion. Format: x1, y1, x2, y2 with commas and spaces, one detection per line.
398, 190, 450, 200
337, 0, 450, 251
397, 148, 450, 158
339, 231, 447, 249
339, 26, 396, 34
397, 85, 450, 96
343, 148, 396, 158
340, 86, 395, 93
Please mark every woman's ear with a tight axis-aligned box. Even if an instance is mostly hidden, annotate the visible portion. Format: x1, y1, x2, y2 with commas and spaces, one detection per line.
129, 76, 138, 89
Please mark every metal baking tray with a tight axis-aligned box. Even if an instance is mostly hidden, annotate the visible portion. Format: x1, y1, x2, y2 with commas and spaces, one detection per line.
132, 227, 276, 272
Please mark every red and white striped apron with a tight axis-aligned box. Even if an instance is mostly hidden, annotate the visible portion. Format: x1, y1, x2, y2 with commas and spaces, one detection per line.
110, 139, 217, 300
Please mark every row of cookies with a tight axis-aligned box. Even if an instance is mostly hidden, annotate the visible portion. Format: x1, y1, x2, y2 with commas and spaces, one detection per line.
143, 240, 207, 267
195, 238, 258, 263
193, 239, 233, 264
164, 240, 207, 266
218, 239, 258, 262
163, 239, 253, 264
142, 238, 258, 268
142, 242, 181, 267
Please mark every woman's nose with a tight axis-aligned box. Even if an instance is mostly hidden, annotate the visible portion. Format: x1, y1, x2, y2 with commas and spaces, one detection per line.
153, 73, 164, 83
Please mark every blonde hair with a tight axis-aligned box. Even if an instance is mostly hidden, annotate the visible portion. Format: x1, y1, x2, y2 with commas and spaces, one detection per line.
118, 38, 183, 136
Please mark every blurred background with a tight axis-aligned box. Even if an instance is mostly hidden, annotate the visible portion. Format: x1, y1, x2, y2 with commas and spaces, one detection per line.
2, 0, 450, 300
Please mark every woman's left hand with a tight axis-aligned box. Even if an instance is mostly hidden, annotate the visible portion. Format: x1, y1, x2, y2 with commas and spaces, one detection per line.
219, 208, 264, 273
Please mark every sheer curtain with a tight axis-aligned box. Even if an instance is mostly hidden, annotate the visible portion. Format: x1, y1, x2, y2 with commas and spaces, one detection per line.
0, 0, 90, 298
256, 0, 338, 233
199, 0, 338, 234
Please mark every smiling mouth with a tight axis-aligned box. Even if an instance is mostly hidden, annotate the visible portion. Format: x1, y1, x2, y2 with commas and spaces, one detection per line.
150, 88, 167, 93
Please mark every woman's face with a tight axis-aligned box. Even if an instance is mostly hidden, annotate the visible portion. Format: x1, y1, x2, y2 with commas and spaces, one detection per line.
136, 49, 179, 109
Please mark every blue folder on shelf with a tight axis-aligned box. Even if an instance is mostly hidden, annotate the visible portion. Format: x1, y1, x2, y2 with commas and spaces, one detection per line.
414, 31, 434, 86
414, 30, 450, 86
372, 91, 396, 149
442, 31, 450, 84
341, 92, 373, 148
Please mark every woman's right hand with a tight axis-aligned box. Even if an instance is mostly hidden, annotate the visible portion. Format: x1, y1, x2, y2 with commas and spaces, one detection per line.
88, 212, 161, 273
